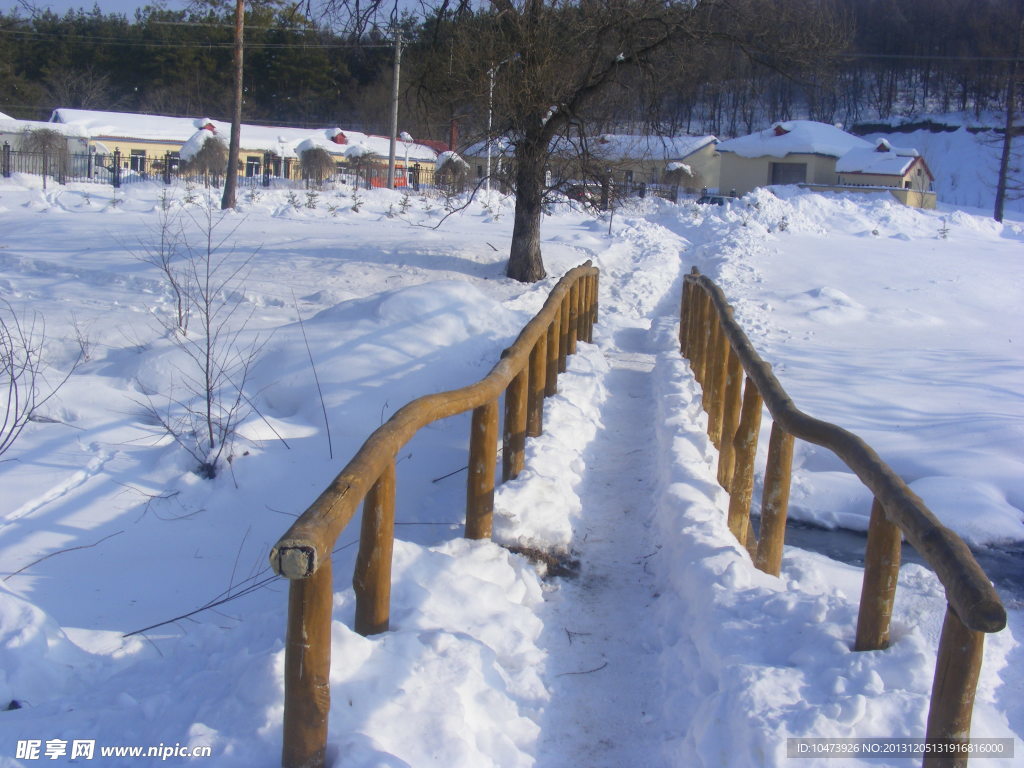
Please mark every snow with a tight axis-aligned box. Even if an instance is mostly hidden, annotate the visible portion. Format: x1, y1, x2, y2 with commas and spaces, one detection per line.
0, 150, 1021, 767
718, 120, 873, 159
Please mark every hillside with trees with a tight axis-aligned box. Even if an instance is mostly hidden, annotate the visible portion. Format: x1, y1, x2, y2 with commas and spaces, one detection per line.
1, 0, 1020, 140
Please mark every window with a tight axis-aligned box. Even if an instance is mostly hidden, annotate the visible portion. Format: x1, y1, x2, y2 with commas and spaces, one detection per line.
245, 156, 261, 177
167, 152, 181, 171
769, 162, 807, 185
129, 149, 146, 172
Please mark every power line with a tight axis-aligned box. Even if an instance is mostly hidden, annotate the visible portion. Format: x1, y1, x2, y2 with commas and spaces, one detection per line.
0, 27, 394, 50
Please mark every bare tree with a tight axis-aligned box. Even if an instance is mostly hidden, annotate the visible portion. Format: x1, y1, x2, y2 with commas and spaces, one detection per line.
141, 209, 265, 479
222, 0, 246, 211
20, 127, 68, 189
134, 206, 190, 334
421, 0, 850, 282
1, 301, 78, 459
995, 4, 1024, 222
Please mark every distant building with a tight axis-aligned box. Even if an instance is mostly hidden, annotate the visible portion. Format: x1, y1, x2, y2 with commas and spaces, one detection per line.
836, 138, 935, 204
463, 132, 719, 197
49, 108, 438, 182
577, 133, 719, 194
716, 120, 936, 208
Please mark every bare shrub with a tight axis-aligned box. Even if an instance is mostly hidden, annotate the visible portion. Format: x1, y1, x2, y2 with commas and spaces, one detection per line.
300, 147, 337, 186
1, 301, 78, 458
182, 138, 228, 187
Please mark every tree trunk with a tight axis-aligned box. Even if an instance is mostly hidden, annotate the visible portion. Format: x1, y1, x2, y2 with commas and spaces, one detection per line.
221, 0, 244, 211
995, 14, 1023, 222
506, 136, 548, 283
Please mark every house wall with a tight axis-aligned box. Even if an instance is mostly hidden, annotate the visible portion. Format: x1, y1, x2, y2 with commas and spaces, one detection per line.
719, 152, 837, 195
837, 171, 903, 188
837, 166, 933, 193
678, 143, 720, 193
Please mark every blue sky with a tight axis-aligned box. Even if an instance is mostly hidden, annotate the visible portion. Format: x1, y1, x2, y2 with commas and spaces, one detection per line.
0, 0, 191, 15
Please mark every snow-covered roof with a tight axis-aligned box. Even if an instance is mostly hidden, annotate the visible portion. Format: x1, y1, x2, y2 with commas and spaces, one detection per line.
49, 108, 438, 162
437, 150, 469, 169
585, 133, 717, 161
1, 115, 88, 138
464, 133, 716, 162
836, 138, 925, 176
717, 120, 871, 159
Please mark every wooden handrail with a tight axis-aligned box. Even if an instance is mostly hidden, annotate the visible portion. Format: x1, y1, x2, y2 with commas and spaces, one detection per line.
681, 267, 1005, 767
271, 262, 599, 768
683, 269, 1005, 633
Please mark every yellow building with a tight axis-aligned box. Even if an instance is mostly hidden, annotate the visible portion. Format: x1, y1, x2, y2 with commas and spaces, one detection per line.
49, 108, 438, 181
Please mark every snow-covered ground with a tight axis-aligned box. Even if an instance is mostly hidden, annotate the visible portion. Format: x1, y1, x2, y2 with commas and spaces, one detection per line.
0, 173, 1020, 767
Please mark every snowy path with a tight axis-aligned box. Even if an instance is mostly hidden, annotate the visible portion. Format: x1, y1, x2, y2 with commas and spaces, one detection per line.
534, 325, 669, 767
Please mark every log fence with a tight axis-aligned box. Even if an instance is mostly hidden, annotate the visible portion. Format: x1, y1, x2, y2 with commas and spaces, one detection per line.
680, 267, 1006, 768
269, 263, 599, 768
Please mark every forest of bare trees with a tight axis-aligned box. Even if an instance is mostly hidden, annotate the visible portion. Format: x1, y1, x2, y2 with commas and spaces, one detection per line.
1, 0, 1020, 140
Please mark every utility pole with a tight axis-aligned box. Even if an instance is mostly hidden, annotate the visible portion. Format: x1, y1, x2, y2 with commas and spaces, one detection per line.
221, 0, 244, 210
386, 32, 402, 190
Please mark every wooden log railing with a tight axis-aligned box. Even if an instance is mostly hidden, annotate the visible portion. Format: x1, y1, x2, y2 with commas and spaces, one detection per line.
680, 267, 1006, 768
269, 263, 599, 768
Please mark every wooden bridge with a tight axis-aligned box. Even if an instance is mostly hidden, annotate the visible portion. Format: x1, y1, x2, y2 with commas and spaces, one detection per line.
269, 263, 1005, 768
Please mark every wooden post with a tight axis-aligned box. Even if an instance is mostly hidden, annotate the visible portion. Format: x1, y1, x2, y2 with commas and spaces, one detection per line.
754, 423, 795, 576
685, 283, 702, 363
717, 348, 743, 489
590, 273, 599, 336
568, 281, 579, 356
855, 498, 903, 651
706, 319, 730, 447
503, 368, 528, 481
466, 399, 499, 539
558, 294, 570, 373
924, 606, 985, 768
527, 334, 547, 437
281, 558, 333, 768
354, 463, 396, 636
727, 377, 762, 544
545, 320, 559, 397
583, 275, 594, 342
693, 291, 711, 386
680, 280, 693, 355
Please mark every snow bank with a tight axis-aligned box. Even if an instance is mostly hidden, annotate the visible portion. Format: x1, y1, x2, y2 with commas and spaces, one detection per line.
321, 539, 547, 767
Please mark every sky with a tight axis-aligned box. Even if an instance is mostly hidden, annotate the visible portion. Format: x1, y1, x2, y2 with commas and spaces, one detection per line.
0, 0, 191, 16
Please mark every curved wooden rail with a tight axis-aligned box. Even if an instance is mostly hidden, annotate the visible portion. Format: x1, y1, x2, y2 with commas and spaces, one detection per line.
681, 267, 1005, 767
271, 262, 599, 768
